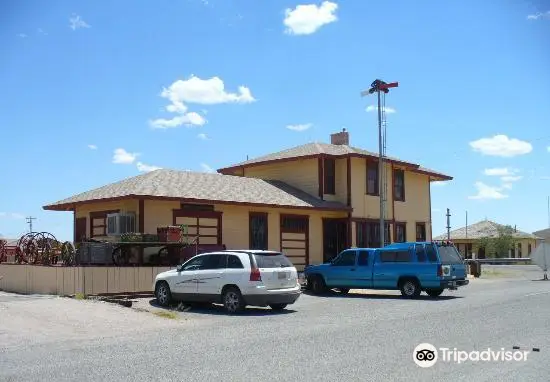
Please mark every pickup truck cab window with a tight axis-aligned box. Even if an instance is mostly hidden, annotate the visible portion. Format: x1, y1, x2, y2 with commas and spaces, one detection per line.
425, 244, 438, 262
415, 244, 427, 262
358, 250, 369, 266
379, 250, 410, 262
332, 250, 356, 266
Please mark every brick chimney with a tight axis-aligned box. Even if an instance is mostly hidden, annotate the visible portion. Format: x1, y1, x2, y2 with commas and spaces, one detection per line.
330, 128, 349, 146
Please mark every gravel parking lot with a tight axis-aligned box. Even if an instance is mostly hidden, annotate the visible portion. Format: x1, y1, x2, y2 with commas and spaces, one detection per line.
1, 265, 549, 382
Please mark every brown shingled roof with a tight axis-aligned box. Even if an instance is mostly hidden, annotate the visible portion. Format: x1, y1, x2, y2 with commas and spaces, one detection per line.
217, 142, 452, 181
43, 169, 350, 212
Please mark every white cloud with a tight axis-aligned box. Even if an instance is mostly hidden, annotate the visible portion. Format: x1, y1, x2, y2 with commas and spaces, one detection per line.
501, 175, 523, 182
501, 183, 513, 190
1, 212, 25, 219
286, 123, 312, 132
112, 148, 138, 164
17, 33, 27, 38
283, 1, 338, 35
527, 11, 550, 20
541, 176, 550, 180
37, 28, 47, 35
431, 181, 447, 187
469, 135, 532, 157
468, 182, 508, 200
366, 105, 396, 114
69, 14, 90, 30
150, 75, 254, 129
136, 162, 162, 172
200, 163, 216, 173
88, 144, 98, 150
483, 167, 515, 176
150, 113, 206, 129
547, 146, 550, 152
432, 208, 441, 213
197, 133, 209, 140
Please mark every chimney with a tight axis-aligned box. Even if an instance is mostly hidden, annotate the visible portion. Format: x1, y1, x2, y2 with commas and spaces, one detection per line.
330, 128, 349, 146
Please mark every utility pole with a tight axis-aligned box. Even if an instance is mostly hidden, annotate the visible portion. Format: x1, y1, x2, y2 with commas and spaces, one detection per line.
446, 208, 451, 241
465, 211, 468, 239
361, 79, 398, 247
26, 216, 36, 233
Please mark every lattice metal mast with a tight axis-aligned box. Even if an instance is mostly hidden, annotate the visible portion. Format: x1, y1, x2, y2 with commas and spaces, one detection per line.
361, 79, 398, 247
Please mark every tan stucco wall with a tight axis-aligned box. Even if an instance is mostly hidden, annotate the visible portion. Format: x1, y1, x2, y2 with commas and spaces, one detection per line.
0, 264, 174, 295
76, 199, 139, 240
242, 158, 319, 197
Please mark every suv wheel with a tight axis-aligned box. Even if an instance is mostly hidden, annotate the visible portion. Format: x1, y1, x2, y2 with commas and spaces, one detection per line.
155, 281, 172, 307
399, 279, 421, 298
222, 287, 245, 314
309, 275, 327, 295
426, 288, 444, 297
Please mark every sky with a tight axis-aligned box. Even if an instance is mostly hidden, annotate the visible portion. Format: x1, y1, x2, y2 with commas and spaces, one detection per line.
1, 0, 549, 241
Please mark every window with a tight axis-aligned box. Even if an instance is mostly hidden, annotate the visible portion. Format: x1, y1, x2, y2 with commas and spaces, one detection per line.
227, 255, 244, 269
182, 256, 206, 271
253, 252, 293, 268
366, 160, 379, 195
395, 223, 406, 243
249, 213, 268, 250
415, 244, 427, 262
379, 250, 411, 262
201, 254, 227, 269
332, 250, 356, 266
90, 210, 119, 238
517, 243, 522, 258
394, 169, 405, 202
324, 158, 336, 195
356, 221, 391, 248
416, 223, 426, 242
281, 216, 307, 233
437, 245, 463, 264
358, 250, 369, 266
425, 244, 438, 262
528, 243, 532, 255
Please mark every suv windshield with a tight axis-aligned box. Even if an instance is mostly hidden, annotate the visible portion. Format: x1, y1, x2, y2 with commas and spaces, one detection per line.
253, 252, 293, 268
437, 245, 464, 264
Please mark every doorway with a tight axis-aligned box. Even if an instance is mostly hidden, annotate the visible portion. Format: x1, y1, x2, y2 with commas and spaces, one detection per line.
323, 219, 349, 263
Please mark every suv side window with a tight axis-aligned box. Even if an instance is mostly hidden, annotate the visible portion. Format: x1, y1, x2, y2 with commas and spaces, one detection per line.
333, 250, 357, 266
415, 244, 427, 262
182, 256, 205, 271
201, 254, 227, 270
227, 255, 244, 269
425, 244, 439, 262
358, 250, 369, 266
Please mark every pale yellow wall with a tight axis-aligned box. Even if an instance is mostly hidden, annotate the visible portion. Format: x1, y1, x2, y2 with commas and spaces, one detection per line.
394, 170, 432, 242
143, 200, 180, 234
242, 158, 319, 197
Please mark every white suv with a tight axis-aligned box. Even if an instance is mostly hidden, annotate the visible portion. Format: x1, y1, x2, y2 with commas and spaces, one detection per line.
153, 250, 301, 313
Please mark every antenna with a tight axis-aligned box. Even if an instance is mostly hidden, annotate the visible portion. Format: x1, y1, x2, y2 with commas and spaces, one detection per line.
26, 216, 36, 233
361, 79, 398, 247
446, 208, 451, 240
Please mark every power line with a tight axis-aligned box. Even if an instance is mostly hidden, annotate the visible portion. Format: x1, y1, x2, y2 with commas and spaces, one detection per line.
26, 216, 36, 233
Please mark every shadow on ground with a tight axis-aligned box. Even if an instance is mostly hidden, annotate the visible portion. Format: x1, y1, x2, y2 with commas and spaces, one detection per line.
148, 299, 297, 316
301, 289, 463, 301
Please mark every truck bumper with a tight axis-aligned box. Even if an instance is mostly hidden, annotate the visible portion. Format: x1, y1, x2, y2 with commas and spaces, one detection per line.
441, 279, 469, 289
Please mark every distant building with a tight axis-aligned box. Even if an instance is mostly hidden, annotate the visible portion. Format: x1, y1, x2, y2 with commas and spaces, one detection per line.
434, 220, 540, 259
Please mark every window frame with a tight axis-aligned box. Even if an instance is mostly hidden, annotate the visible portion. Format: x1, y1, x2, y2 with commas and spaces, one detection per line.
89, 209, 119, 238
332, 250, 357, 266
395, 222, 407, 243
393, 168, 405, 202
415, 222, 426, 242
323, 157, 336, 195
249, 212, 268, 250
366, 159, 379, 196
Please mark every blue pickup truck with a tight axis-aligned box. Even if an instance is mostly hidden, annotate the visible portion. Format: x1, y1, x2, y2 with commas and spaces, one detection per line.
303, 241, 469, 298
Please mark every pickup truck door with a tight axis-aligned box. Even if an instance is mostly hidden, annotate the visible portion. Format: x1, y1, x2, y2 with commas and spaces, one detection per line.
354, 249, 373, 288
325, 250, 357, 288
373, 248, 414, 288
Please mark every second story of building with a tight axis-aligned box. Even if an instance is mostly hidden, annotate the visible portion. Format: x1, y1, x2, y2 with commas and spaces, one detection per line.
217, 128, 453, 240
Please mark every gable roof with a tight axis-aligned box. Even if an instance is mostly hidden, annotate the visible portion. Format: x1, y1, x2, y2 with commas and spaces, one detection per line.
43, 169, 350, 212
533, 228, 550, 240
434, 220, 541, 240
217, 142, 452, 181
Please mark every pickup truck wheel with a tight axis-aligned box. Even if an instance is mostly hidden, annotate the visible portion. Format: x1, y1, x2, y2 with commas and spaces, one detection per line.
338, 288, 350, 294
399, 279, 421, 298
309, 275, 327, 295
426, 288, 444, 297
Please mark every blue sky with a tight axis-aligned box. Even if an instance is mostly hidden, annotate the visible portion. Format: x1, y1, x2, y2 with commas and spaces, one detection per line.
1, 0, 549, 241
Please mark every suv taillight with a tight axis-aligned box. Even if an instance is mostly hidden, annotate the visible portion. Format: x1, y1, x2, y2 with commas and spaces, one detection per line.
437, 265, 443, 277
250, 267, 262, 282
